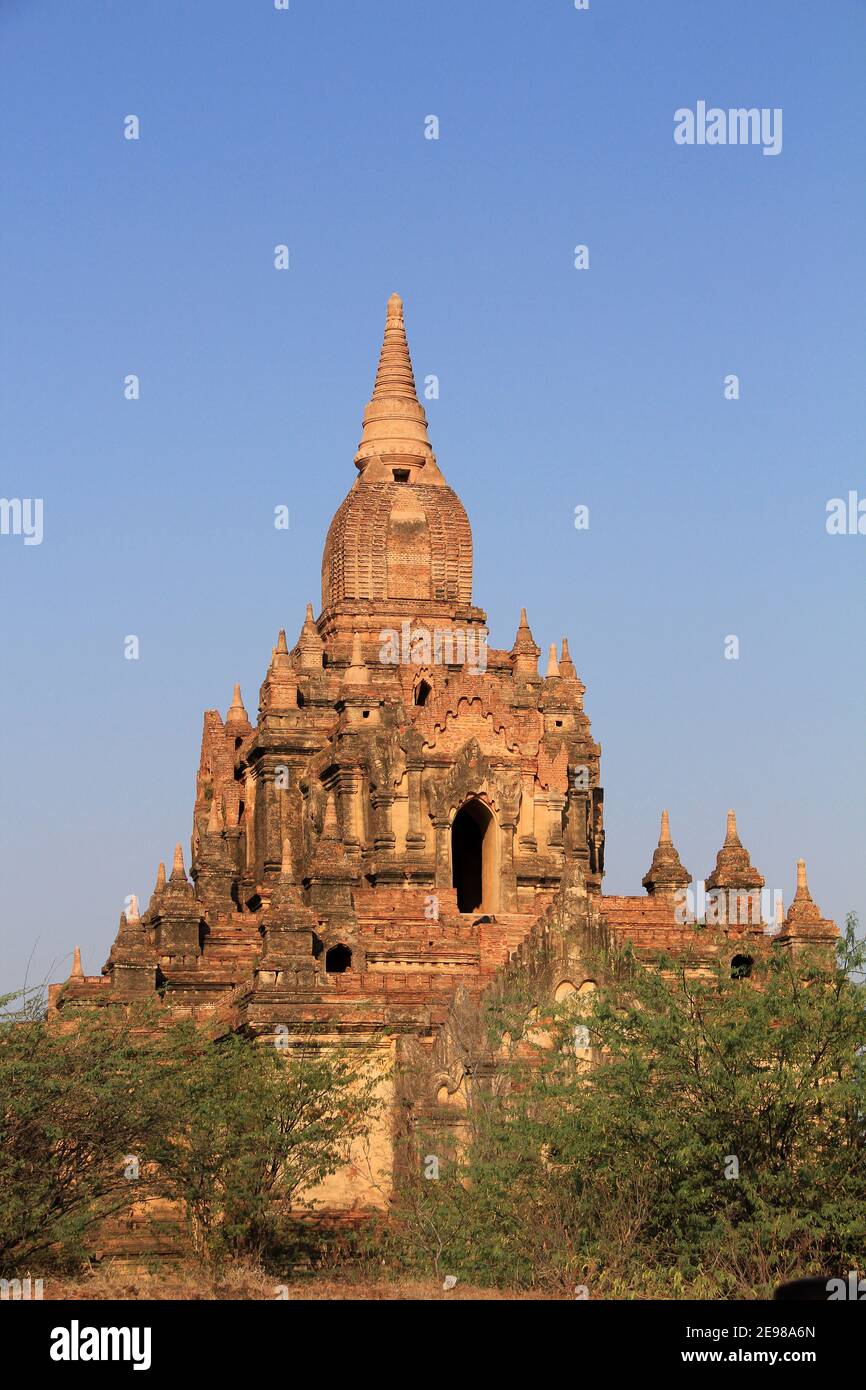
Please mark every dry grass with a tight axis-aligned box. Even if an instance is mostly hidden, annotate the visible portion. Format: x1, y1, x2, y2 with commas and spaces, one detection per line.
41, 1259, 562, 1301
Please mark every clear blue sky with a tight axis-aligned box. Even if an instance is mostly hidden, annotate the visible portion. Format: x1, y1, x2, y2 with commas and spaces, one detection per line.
1, 0, 864, 993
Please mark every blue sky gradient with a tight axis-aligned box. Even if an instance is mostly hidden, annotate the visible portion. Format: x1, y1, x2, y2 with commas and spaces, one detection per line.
1, 0, 864, 992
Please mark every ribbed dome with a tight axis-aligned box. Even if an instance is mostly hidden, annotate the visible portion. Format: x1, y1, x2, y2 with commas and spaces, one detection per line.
321, 294, 473, 615
323, 479, 473, 608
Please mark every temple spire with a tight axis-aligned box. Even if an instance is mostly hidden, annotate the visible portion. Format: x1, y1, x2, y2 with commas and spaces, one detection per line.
226, 683, 249, 728
170, 842, 187, 883
779, 858, 837, 941
511, 609, 540, 676
706, 809, 764, 903
642, 810, 691, 897
371, 294, 417, 402
296, 603, 325, 671
546, 643, 560, 678
344, 630, 368, 685
71, 944, 83, 979
559, 637, 577, 681
353, 294, 443, 482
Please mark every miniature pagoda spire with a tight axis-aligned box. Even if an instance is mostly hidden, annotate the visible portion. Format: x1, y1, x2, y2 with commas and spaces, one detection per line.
546, 643, 560, 678
146, 856, 168, 911
310, 791, 355, 886
127, 894, 141, 924
269, 836, 305, 913
225, 681, 248, 733
794, 857, 810, 902
511, 609, 540, 676
706, 809, 765, 891
559, 637, 577, 681
295, 603, 325, 671
354, 293, 441, 480
260, 628, 298, 712
777, 858, 836, 942
170, 842, 188, 884
71, 944, 83, 979
642, 809, 691, 896
704, 809, 764, 926
258, 836, 317, 978
344, 630, 369, 685
147, 860, 167, 915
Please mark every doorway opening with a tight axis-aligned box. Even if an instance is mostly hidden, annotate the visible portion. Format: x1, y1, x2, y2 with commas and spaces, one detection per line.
451, 799, 496, 913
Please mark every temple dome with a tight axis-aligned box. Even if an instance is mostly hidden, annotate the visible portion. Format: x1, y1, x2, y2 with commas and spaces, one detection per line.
321, 294, 473, 614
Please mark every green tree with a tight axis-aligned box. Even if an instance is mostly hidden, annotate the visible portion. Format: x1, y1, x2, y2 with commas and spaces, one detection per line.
393, 917, 866, 1296
0, 1007, 163, 1269
0, 1007, 378, 1270
148, 1026, 378, 1259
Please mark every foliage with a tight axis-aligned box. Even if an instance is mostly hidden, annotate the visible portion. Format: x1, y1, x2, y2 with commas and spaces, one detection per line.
148, 1026, 377, 1259
0, 1007, 164, 1269
386, 916, 866, 1297
0, 1006, 376, 1271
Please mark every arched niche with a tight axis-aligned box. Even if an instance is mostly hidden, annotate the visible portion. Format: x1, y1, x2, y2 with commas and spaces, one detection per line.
451, 797, 498, 913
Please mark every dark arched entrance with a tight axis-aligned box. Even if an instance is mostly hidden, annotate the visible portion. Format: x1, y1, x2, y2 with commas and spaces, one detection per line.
451, 799, 496, 914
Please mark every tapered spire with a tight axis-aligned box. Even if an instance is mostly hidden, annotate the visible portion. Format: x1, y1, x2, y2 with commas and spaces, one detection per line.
372, 294, 417, 400
706, 809, 764, 892
267, 835, 304, 914
779, 858, 837, 941
511, 609, 540, 676
559, 637, 576, 681
296, 603, 325, 671
353, 294, 443, 482
170, 842, 187, 883
71, 944, 83, 979
260, 627, 298, 713
127, 894, 141, 924
147, 861, 167, 916
642, 810, 691, 896
226, 683, 249, 728
546, 643, 560, 678
344, 630, 368, 685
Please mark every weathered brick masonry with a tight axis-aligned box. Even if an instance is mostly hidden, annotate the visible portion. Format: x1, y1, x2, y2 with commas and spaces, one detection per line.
50, 295, 837, 1215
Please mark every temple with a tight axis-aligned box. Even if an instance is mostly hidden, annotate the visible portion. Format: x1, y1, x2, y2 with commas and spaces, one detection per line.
49, 293, 837, 1212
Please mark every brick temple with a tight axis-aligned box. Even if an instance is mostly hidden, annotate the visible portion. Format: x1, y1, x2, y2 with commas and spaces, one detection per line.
50, 293, 837, 1211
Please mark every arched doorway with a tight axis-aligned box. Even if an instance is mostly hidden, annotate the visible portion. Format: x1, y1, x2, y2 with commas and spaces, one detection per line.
451, 799, 496, 913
